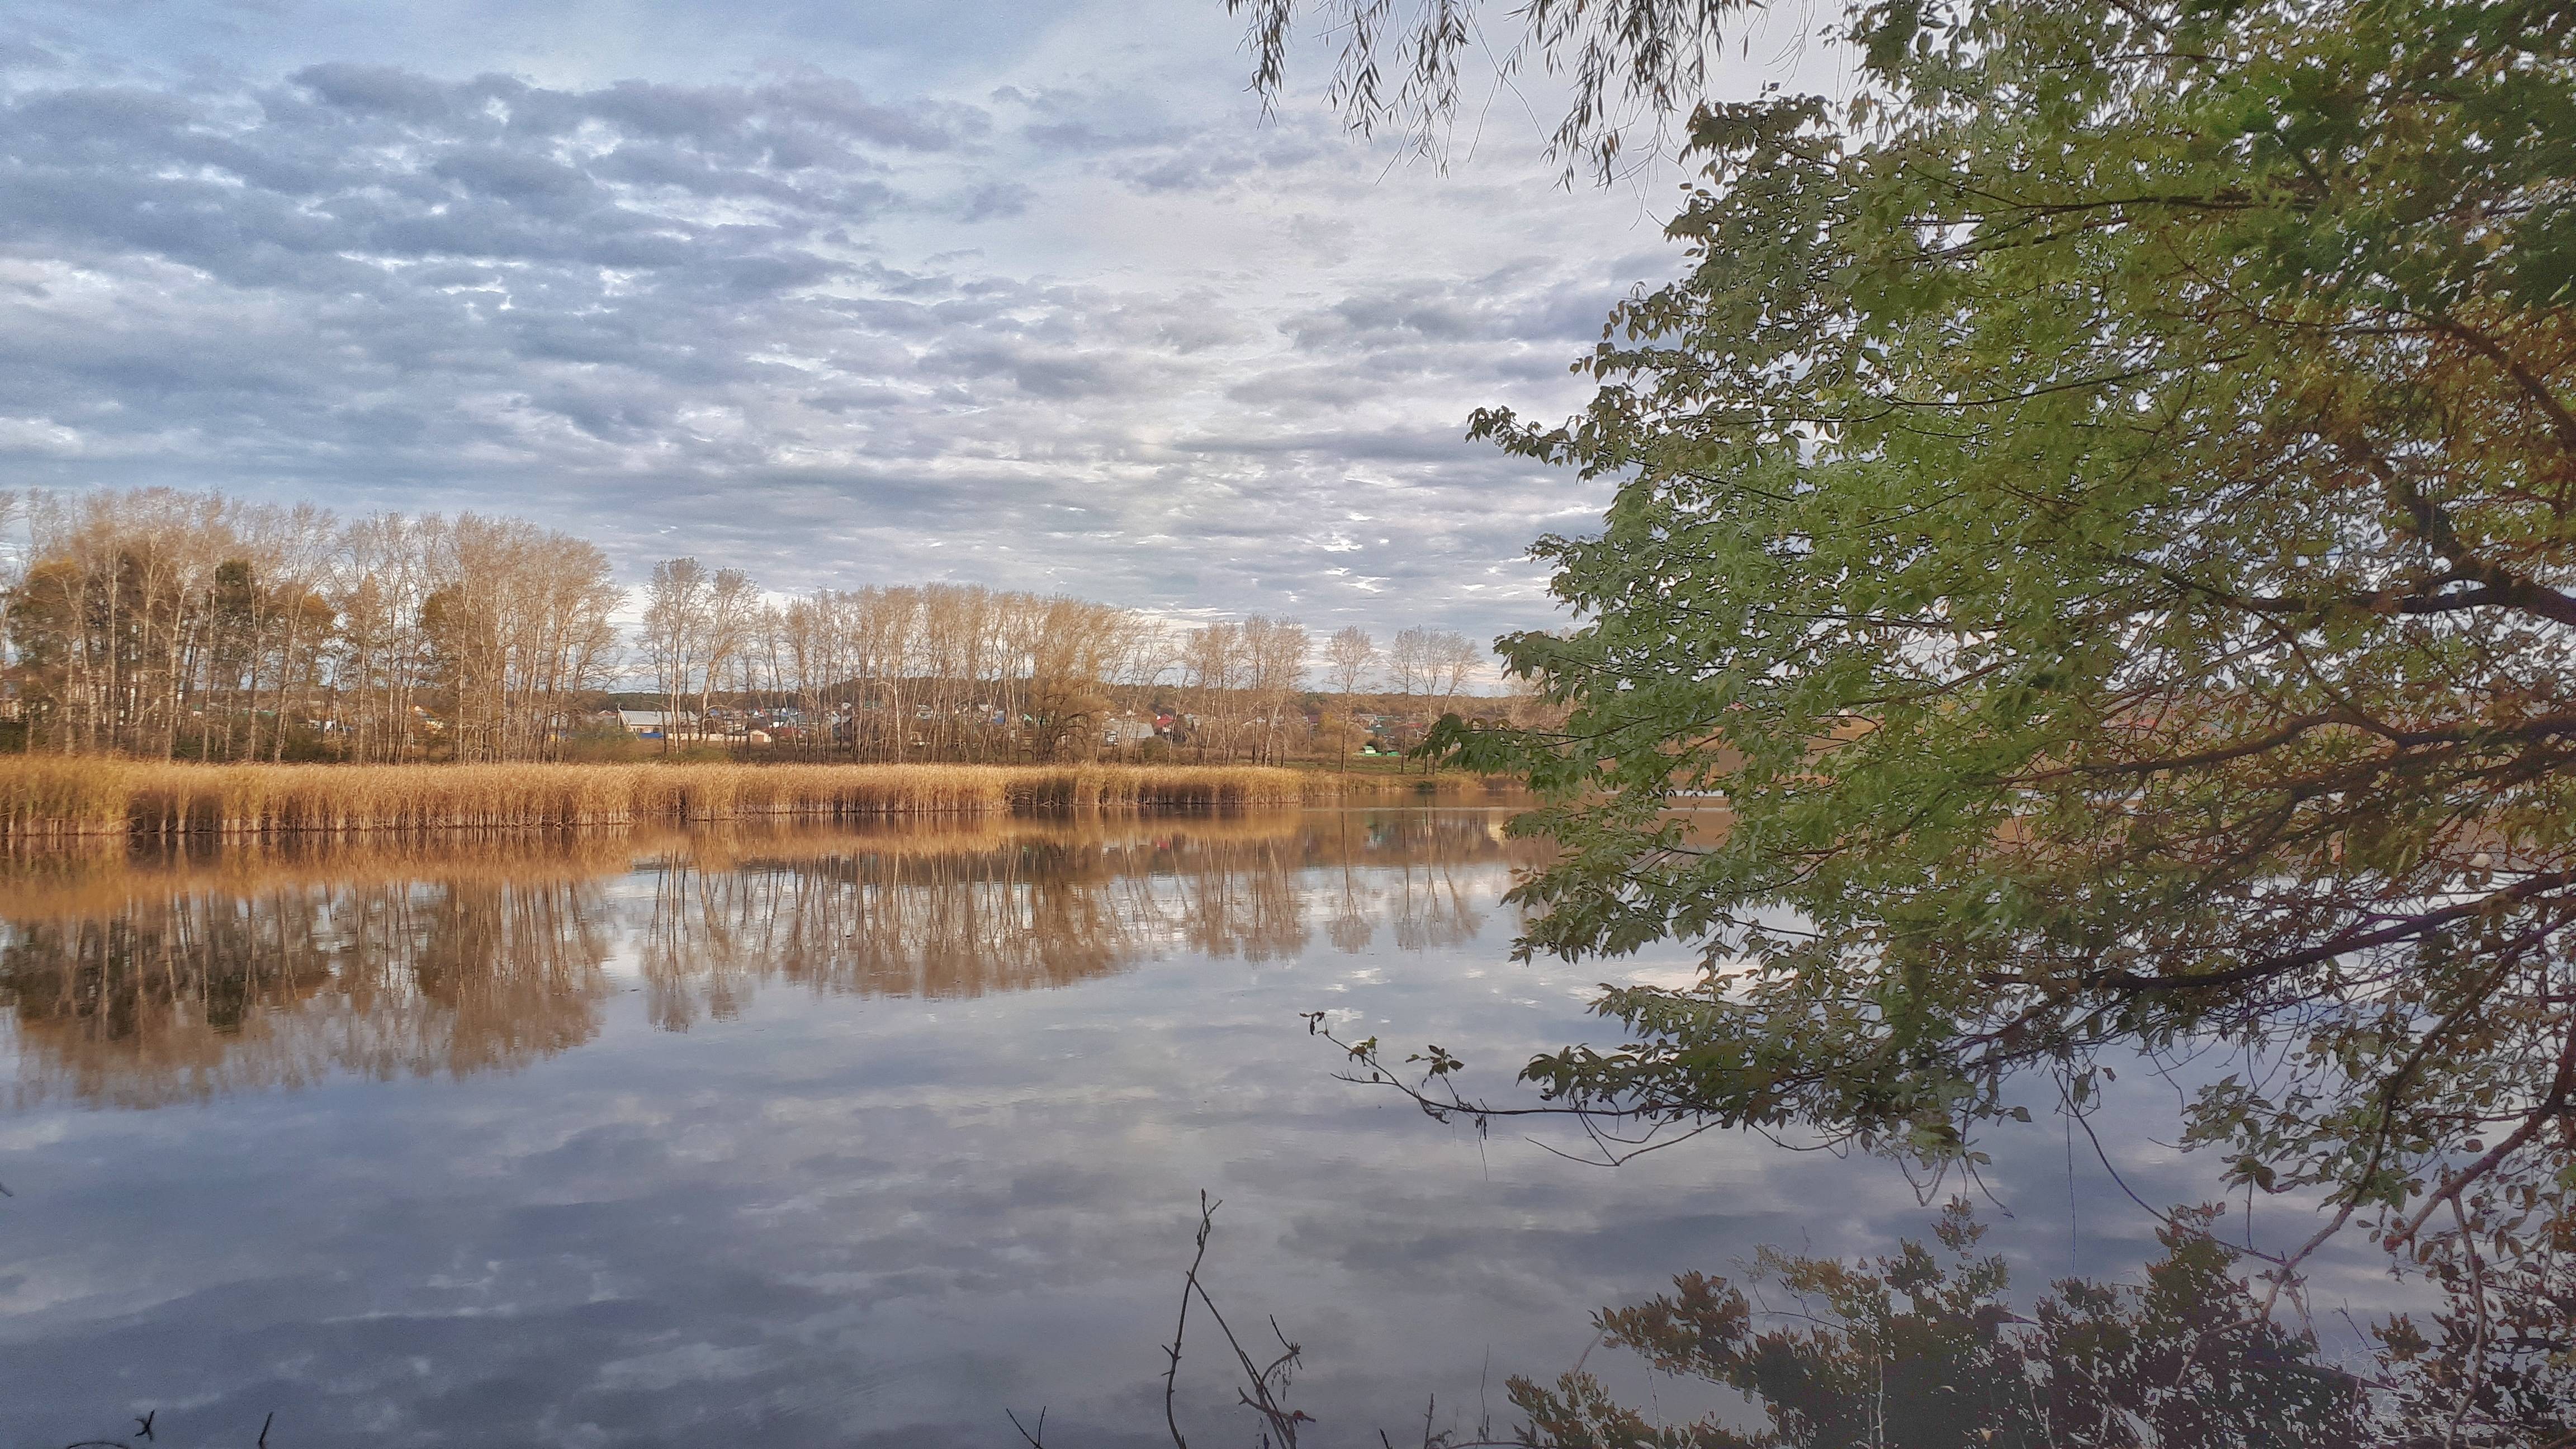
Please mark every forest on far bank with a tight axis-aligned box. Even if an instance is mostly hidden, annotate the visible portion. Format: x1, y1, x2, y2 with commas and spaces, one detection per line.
0, 487, 1545, 767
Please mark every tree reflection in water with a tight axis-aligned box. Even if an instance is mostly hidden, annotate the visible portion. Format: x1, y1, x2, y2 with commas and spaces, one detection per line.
1513, 1204, 2378, 1448
0, 878, 614, 1109
0, 811, 1528, 1106
1498, 1200, 2576, 1448
636, 813, 1501, 1031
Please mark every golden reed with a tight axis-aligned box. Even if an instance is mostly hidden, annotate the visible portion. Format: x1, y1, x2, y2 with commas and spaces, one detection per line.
0, 759, 1327, 841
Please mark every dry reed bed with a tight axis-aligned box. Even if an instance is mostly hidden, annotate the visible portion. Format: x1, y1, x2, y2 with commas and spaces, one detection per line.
1326, 771, 1505, 798
0, 759, 1319, 840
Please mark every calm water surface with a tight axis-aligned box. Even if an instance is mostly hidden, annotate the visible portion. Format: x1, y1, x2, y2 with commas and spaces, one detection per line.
0, 809, 2370, 1447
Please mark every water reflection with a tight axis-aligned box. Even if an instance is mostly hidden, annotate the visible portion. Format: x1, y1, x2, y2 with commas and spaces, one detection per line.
1513, 1202, 2381, 1448
0, 812, 1528, 1106
0, 809, 2413, 1449
0, 880, 614, 1109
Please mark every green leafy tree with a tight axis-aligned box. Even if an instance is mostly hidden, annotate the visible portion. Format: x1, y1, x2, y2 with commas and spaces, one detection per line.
1404, 0, 2576, 1291
2374, 1183, 2576, 1447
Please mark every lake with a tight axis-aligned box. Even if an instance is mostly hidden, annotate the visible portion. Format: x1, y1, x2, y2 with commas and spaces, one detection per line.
0, 808, 2382, 1447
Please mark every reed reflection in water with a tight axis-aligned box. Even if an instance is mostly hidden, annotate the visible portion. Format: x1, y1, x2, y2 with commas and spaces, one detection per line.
0, 812, 1526, 1107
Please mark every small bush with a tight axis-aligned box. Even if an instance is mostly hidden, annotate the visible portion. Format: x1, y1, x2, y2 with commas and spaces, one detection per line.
557, 731, 645, 764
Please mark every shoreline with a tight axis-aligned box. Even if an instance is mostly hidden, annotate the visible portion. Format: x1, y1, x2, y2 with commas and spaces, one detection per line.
0, 758, 1507, 841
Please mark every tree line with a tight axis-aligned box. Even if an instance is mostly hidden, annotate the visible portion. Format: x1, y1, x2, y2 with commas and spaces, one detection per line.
619, 560, 1495, 764
0, 487, 1498, 764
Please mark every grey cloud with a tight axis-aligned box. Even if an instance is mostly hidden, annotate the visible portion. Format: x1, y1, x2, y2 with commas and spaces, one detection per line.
1221, 366, 1381, 408
433, 146, 599, 206
1122, 153, 1247, 193
592, 143, 888, 209
287, 64, 966, 154
799, 386, 907, 413
1285, 272, 1626, 349
0, 39, 64, 72
1117, 131, 1336, 195
754, 73, 972, 150
11, 84, 201, 145
1020, 113, 1189, 154
1193, 422, 1481, 465
719, 250, 842, 296
582, 77, 764, 138
0, 50, 1662, 641
957, 179, 1030, 222
290, 60, 457, 119
522, 386, 675, 442
918, 339, 1140, 399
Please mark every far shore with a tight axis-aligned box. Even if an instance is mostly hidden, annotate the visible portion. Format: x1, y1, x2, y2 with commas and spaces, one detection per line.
0, 757, 1512, 842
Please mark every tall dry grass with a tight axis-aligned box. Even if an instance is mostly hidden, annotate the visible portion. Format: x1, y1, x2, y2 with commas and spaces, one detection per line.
0, 759, 1323, 841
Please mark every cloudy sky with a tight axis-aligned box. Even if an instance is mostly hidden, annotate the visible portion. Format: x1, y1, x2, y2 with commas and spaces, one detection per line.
0, 0, 1845, 641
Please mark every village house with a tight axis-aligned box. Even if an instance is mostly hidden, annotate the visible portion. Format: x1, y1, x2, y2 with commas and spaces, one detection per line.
617, 709, 692, 738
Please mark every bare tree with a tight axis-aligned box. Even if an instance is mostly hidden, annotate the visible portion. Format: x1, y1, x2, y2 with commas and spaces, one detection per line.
1181, 623, 1244, 761
639, 557, 712, 754
698, 567, 761, 747
1386, 626, 1432, 701
1430, 630, 1483, 712
1384, 626, 1439, 768
1240, 616, 1310, 766
1323, 626, 1375, 768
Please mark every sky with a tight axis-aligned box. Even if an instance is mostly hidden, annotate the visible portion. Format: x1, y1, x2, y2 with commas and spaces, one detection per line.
0, 0, 1848, 642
